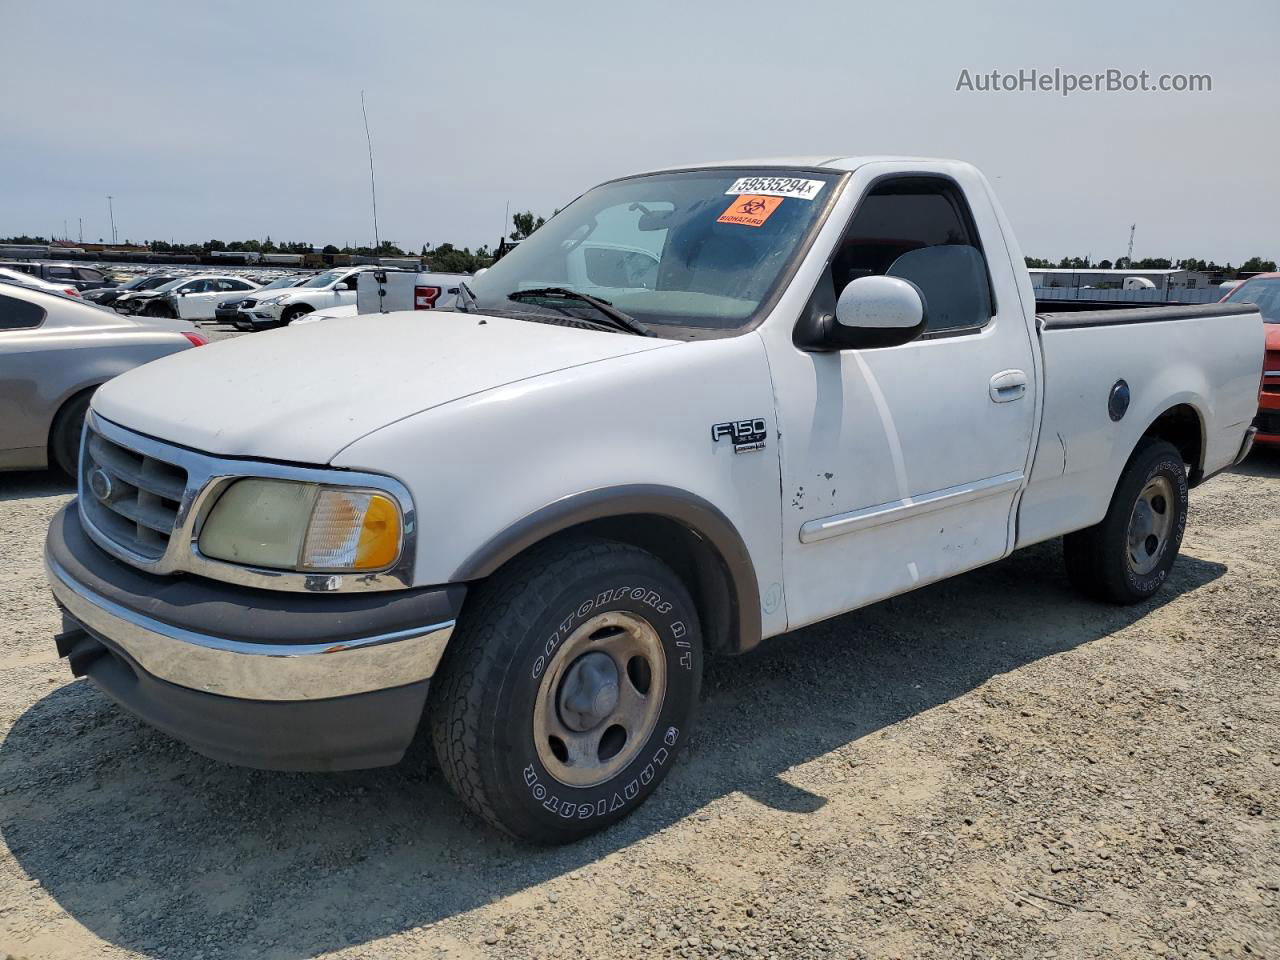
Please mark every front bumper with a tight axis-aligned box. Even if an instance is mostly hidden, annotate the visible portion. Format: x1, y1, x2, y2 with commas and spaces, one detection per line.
248, 304, 285, 325
45, 504, 465, 769
1255, 387, 1280, 446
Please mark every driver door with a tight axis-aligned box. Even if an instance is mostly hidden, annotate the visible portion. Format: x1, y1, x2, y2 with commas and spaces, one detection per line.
771, 172, 1037, 629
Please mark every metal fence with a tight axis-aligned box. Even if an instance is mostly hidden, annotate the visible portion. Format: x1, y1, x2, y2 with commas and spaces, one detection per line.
1033, 286, 1231, 305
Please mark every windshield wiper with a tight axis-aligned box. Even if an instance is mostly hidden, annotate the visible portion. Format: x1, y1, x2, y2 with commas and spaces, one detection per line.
507, 287, 654, 337
456, 280, 480, 312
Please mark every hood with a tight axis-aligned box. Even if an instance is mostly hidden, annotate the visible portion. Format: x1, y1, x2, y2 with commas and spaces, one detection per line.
116, 288, 165, 301
1265, 322, 1280, 352
92, 311, 675, 463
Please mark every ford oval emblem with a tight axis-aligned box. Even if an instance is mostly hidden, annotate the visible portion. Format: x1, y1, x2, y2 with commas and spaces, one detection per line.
88, 467, 114, 502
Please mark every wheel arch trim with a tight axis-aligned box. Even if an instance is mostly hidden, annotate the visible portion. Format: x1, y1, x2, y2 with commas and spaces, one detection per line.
450, 484, 763, 653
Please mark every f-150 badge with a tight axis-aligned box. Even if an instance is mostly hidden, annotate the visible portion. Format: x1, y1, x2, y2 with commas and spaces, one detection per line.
712, 418, 768, 453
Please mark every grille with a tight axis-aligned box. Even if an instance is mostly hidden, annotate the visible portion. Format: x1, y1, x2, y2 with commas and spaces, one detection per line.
80, 425, 189, 560
239, 298, 257, 308
1255, 410, 1280, 436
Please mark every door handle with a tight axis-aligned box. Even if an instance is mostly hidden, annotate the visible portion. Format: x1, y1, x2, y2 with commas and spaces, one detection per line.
989, 369, 1028, 403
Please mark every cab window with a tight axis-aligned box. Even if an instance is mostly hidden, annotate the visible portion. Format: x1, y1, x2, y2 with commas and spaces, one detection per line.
830, 177, 994, 334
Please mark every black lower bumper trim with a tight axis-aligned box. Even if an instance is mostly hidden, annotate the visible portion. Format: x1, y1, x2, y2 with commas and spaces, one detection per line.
69, 622, 429, 771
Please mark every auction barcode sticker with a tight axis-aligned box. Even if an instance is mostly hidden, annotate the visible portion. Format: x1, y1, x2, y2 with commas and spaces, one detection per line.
725, 176, 825, 200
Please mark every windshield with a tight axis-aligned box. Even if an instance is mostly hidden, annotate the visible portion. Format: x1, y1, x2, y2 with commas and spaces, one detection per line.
257, 276, 302, 291
303, 270, 344, 288
1224, 276, 1280, 322
152, 276, 194, 293
463, 168, 844, 331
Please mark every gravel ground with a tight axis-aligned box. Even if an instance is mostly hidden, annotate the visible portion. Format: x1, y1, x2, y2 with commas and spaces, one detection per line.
1, 375, 1277, 959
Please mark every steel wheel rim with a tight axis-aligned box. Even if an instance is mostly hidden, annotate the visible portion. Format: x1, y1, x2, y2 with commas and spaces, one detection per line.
533, 611, 667, 788
1127, 474, 1175, 576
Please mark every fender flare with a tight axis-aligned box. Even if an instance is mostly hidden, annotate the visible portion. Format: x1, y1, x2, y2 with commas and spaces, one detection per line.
450, 484, 763, 652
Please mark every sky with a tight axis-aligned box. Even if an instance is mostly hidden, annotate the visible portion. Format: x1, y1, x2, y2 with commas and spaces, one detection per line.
2, 0, 1277, 265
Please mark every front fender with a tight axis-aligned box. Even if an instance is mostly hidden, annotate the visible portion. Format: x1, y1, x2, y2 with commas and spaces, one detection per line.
331, 332, 787, 641
452, 483, 762, 651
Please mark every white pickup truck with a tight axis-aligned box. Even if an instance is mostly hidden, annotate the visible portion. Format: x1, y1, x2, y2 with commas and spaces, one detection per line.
44, 157, 1263, 843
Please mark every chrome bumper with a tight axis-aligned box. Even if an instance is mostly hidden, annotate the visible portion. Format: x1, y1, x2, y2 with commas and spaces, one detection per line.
45, 553, 454, 702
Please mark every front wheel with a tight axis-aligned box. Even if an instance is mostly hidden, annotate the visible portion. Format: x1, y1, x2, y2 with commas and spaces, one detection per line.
1063, 438, 1189, 604
281, 305, 313, 326
429, 538, 702, 843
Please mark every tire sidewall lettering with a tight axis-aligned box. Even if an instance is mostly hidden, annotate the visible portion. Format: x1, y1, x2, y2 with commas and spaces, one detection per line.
531, 585, 683, 680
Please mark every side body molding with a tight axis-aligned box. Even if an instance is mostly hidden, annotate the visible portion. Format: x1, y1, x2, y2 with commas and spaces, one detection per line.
451, 484, 763, 654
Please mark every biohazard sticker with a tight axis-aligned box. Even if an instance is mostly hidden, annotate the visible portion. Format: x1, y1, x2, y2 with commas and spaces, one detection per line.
725, 176, 825, 200
717, 195, 783, 228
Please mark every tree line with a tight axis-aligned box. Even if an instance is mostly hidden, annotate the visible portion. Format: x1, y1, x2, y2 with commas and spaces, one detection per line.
1024, 255, 1276, 275
9, 225, 1272, 277
1, 209, 552, 274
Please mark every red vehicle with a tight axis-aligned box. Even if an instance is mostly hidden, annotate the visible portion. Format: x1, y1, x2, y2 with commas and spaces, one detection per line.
1221, 273, 1280, 446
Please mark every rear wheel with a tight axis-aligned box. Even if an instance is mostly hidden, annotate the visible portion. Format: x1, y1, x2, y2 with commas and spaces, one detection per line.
429, 538, 702, 843
1063, 438, 1188, 604
281, 305, 313, 326
49, 391, 93, 477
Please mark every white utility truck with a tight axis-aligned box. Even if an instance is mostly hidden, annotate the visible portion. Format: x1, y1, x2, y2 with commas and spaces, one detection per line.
355, 269, 472, 314
45, 157, 1263, 843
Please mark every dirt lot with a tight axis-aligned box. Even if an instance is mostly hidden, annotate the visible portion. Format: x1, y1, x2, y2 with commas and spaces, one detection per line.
1, 379, 1277, 959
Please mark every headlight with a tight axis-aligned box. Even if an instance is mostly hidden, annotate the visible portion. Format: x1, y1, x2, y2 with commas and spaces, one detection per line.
260, 295, 290, 305
199, 479, 403, 572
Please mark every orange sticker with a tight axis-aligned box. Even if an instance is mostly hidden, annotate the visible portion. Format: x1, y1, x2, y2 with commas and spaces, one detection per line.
717, 194, 783, 228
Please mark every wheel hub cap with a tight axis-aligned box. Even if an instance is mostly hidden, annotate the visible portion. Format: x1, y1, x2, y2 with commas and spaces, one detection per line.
1127, 475, 1174, 576
532, 611, 668, 788
558, 652, 620, 732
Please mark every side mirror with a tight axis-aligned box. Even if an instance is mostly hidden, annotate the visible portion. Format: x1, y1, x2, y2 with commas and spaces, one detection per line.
831, 276, 927, 348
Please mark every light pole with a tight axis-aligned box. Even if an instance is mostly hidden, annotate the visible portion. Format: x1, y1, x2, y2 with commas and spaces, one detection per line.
107, 196, 117, 245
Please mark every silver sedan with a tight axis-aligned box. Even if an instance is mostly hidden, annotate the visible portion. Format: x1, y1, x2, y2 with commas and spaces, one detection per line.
0, 278, 207, 474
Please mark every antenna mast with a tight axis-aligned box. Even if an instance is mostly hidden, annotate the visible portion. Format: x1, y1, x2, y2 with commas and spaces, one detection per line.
1126, 224, 1135, 264
361, 90, 380, 252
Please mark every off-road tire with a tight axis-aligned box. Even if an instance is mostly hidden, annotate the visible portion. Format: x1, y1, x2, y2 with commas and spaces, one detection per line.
50, 391, 93, 476
429, 538, 702, 843
281, 305, 313, 326
1063, 438, 1188, 604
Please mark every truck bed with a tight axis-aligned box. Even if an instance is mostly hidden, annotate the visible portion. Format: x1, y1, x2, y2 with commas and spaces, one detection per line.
1016, 301, 1263, 549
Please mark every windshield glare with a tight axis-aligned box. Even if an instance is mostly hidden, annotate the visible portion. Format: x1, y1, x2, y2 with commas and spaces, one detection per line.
464, 169, 842, 331
258, 276, 302, 291
304, 270, 344, 288
1224, 276, 1280, 322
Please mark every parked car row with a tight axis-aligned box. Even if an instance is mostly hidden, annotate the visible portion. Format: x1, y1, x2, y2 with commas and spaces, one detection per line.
0, 278, 206, 474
